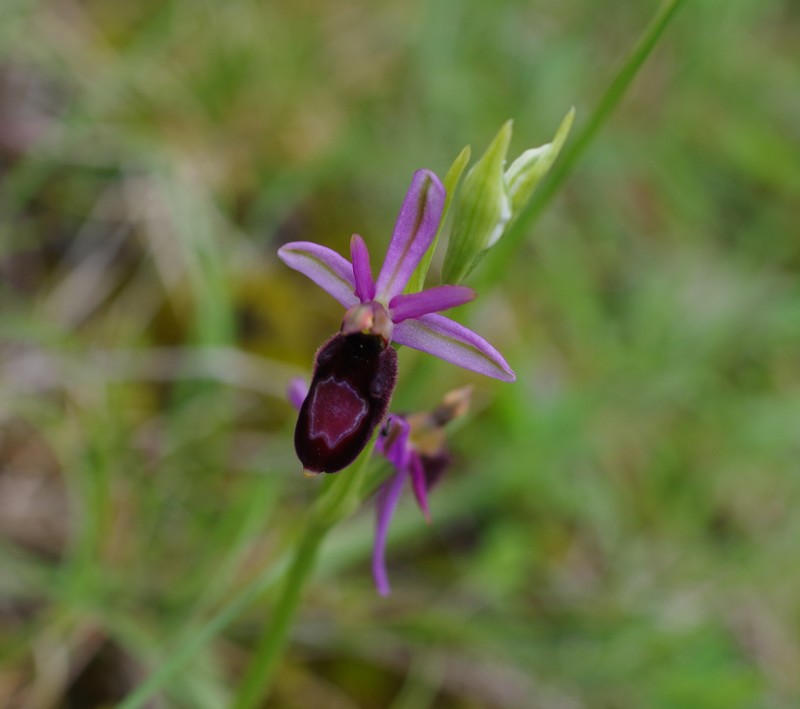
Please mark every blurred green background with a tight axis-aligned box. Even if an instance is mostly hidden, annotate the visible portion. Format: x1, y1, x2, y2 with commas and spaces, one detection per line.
1, 0, 799, 706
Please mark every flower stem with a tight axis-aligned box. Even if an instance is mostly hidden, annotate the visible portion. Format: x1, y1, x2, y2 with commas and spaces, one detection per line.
231, 522, 323, 709
232, 442, 375, 709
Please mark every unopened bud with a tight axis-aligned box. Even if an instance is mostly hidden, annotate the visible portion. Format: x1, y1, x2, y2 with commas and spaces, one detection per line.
442, 109, 574, 284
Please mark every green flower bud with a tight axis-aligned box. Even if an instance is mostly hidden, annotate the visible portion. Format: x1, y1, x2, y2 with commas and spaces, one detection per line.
442, 121, 512, 285
442, 109, 574, 284
505, 108, 574, 215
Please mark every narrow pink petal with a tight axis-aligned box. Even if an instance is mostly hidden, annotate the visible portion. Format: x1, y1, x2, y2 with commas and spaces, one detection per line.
389, 285, 475, 323
373, 469, 408, 596
375, 170, 445, 303
287, 377, 309, 411
350, 234, 375, 302
392, 313, 516, 382
409, 454, 431, 523
277, 241, 358, 308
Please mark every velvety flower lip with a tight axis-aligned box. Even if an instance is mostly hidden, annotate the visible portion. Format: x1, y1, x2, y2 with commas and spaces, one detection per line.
277, 169, 516, 382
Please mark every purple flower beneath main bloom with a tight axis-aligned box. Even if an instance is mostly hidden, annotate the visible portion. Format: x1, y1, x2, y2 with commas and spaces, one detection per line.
372, 384, 470, 596
287, 378, 469, 596
278, 169, 516, 382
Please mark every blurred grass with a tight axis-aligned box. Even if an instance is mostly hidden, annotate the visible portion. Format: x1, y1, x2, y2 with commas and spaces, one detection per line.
1, 0, 799, 707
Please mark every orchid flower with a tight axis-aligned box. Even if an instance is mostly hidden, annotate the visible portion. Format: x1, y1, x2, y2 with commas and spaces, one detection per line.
279, 169, 514, 474
287, 378, 469, 596
372, 386, 471, 596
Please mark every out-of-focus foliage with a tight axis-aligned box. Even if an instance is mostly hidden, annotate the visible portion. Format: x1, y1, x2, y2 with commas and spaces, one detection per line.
1, 0, 799, 706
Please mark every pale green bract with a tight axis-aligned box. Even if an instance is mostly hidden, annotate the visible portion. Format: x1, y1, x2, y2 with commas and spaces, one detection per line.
442, 108, 574, 284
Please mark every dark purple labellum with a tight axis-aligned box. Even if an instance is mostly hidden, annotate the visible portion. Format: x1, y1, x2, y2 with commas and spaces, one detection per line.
295, 332, 398, 474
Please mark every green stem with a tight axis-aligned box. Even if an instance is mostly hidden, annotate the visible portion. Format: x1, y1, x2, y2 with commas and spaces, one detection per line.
231, 522, 324, 709
232, 442, 375, 709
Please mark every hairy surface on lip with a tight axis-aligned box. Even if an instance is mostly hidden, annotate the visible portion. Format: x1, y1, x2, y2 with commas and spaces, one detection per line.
295, 333, 397, 473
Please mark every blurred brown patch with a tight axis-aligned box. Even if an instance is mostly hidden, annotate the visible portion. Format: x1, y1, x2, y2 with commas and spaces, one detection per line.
0, 418, 68, 559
